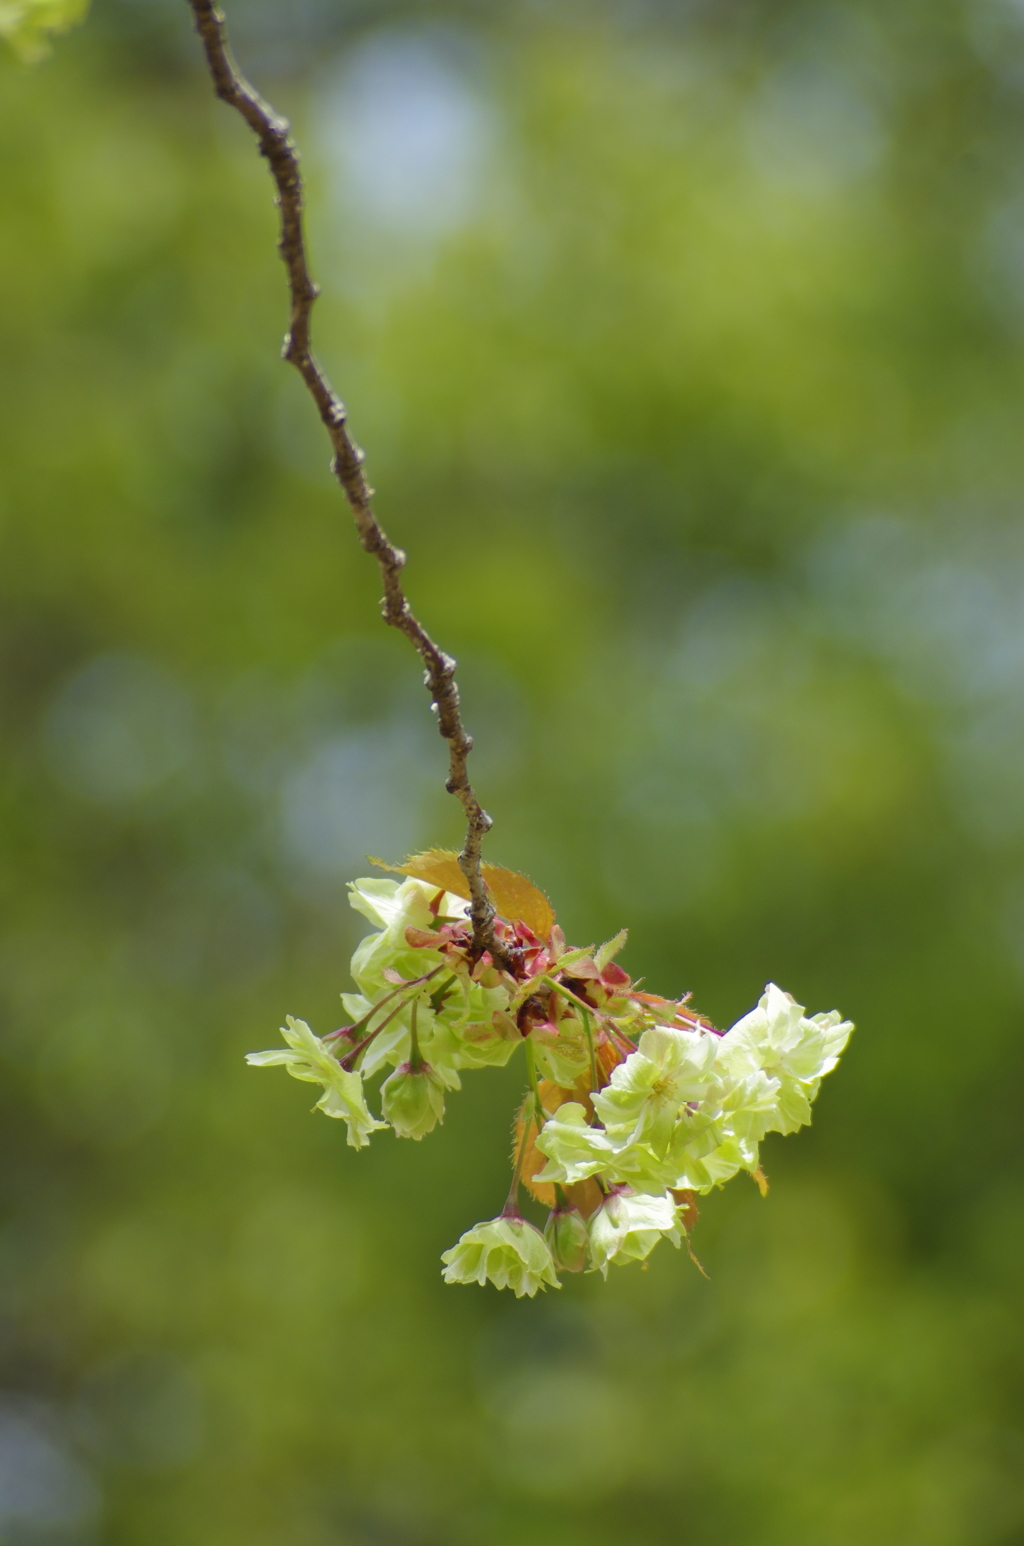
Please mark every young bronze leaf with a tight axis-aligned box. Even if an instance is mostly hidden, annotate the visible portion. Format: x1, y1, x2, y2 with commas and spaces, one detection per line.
515, 1106, 556, 1208
481, 865, 555, 940
564, 1177, 604, 1220
370, 849, 469, 899
372, 851, 555, 939
515, 1078, 574, 1207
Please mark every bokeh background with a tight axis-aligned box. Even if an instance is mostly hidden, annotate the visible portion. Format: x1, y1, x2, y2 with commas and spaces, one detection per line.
3, 0, 1024, 1541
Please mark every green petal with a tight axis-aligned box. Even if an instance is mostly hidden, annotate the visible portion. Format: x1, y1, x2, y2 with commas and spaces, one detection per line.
533, 1103, 614, 1184
588, 1192, 680, 1276
441, 1217, 561, 1296
381, 1063, 448, 1139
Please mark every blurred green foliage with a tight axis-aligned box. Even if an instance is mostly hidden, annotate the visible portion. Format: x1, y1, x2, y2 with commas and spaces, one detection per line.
3, 0, 1024, 1541
0, 0, 89, 64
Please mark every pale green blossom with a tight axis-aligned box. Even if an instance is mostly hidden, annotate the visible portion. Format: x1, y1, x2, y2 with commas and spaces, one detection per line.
246, 1016, 386, 1149
531, 1021, 591, 1086
534, 1109, 677, 1197
344, 878, 517, 1084
533, 1102, 617, 1185
716, 1067, 784, 1145
717, 984, 853, 1136
348, 877, 458, 1001
588, 1191, 681, 1277
599, 1135, 676, 1195
592, 1026, 718, 1154
380, 1061, 449, 1139
669, 1117, 757, 1191
441, 1003, 521, 1071
441, 1217, 561, 1297
348, 875, 462, 935
340, 995, 410, 1081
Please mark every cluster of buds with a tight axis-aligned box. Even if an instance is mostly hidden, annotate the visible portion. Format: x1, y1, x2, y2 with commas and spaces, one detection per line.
248, 852, 852, 1295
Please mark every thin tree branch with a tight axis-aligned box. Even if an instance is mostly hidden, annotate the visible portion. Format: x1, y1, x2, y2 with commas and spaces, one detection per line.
186, 0, 506, 963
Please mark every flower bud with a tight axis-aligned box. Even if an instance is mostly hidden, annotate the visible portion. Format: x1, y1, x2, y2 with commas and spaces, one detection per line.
544, 1204, 589, 1273
381, 1060, 446, 1140
441, 1216, 560, 1297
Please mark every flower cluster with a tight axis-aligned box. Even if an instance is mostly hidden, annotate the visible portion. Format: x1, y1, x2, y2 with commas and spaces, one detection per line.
248, 854, 853, 1295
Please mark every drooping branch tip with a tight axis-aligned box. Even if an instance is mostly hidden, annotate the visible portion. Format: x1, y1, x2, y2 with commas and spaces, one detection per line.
185, 0, 506, 964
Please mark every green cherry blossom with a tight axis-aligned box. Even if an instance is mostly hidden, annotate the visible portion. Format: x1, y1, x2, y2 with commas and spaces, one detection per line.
343, 878, 519, 1083
441, 1217, 561, 1297
246, 1016, 387, 1149
348, 878, 453, 1003
717, 984, 853, 1136
533, 1102, 616, 1185
380, 1061, 449, 1139
531, 1020, 592, 1086
588, 1191, 682, 1277
592, 1025, 718, 1155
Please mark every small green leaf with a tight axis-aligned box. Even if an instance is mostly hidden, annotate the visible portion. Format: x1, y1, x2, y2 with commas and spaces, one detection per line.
595, 928, 628, 972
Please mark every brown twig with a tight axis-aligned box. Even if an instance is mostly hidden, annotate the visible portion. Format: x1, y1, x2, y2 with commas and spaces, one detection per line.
186, 0, 505, 963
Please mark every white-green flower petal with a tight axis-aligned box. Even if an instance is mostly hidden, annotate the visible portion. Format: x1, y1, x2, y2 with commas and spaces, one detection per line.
315, 1076, 388, 1148
531, 1026, 591, 1086
666, 1068, 788, 1191
601, 1136, 677, 1194
244, 1048, 300, 1068
441, 1217, 561, 1297
247, 1016, 386, 1149
670, 1129, 756, 1192
380, 1061, 448, 1139
533, 1102, 616, 1185
343, 878, 517, 1080
359, 1018, 415, 1079
800, 1009, 853, 1079
444, 1012, 520, 1070
348, 877, 452, 998
718, 1069, 783, 1144
348, 876, 467, 932
588, 1191, 681, 1277
592, 1025, 718, 1154
716, 984, 853, 1138
340, 992, 373, 1023
245, 1015, 337, 1083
